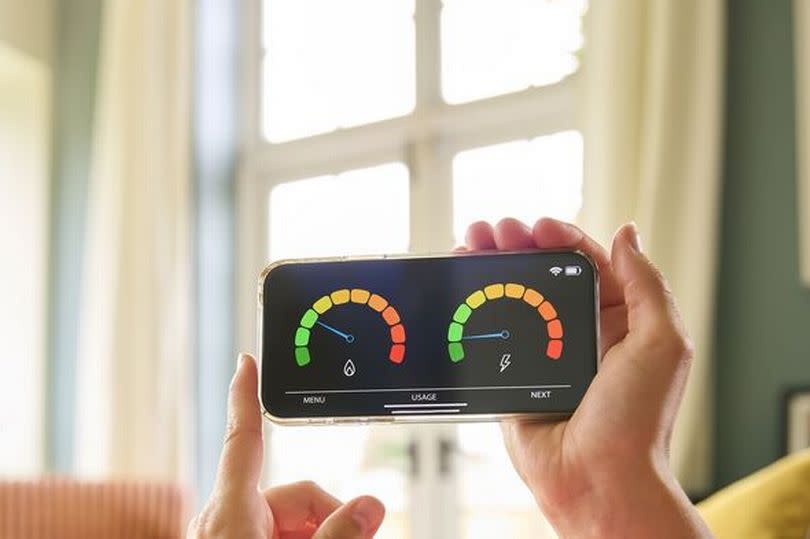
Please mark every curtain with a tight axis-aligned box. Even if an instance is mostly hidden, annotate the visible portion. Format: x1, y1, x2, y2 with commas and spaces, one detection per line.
75, 0, 192, 481
578, 0, 725, 492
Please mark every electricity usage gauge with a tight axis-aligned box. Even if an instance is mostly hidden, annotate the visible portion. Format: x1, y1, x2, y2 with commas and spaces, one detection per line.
447, 283, 564, 369
294, 288, 406, 377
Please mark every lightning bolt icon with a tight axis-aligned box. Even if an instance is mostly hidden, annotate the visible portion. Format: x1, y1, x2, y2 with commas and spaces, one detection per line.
499, 353, 512, 373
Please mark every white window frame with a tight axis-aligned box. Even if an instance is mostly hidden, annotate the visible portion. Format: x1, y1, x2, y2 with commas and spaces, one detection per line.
236, 1, 580, 536
237, 0, 579, 343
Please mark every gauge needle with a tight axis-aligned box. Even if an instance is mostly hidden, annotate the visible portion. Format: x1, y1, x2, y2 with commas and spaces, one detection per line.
462, 329, 511, 341
316, 320, 355, 343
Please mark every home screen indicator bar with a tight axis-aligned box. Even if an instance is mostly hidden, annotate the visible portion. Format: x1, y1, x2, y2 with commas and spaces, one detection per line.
284, 384, 572, 395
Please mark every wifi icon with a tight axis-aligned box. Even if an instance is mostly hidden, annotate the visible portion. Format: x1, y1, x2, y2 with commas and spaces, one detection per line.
549, 266, 563, 276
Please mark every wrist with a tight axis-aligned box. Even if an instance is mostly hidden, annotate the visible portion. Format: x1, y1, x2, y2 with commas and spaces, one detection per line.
534, 456, 712, 539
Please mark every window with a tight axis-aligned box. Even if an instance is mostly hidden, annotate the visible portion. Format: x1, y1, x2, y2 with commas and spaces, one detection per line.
452, 132, 583, 243
261, 0, 415, 142
268, 163, 410, 258
239, 1, 587, 536
441, 0, 583, 103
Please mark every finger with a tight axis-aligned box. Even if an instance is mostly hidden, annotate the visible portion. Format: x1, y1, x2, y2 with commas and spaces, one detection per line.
464, 221, 496, 250
610, 223, 692, 358
532, 217, 624, 308
493, 218, 534, 250
214, 353, 264, 496
263, 481, 342, 535
452, 245, 468, 253
311, 496, 385, 539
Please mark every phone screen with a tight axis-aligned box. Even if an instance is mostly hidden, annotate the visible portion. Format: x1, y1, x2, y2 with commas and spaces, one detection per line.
260, 251, 598, 422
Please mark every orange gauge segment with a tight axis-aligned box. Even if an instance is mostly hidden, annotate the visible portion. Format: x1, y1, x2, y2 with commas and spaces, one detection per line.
390, 324, 406, 343
522, 288, 544, 307
447, 283, 564, 362
367, 294, 388, 312
547, 319, 563, 339
382, 306, 400, 325
538, 301, 557, 321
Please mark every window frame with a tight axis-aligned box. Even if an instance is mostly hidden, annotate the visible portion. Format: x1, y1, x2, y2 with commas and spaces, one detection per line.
237, 0, 580, 344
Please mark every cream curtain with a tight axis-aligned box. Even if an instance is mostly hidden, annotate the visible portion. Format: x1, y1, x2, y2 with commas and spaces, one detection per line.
578, 1, 724, 492
75, 0, 192, 480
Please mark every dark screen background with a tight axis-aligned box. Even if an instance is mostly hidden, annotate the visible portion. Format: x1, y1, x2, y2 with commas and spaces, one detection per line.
261, 251, 598, 419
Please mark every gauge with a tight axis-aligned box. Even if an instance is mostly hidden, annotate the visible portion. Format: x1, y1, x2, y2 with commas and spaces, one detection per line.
294, 288, 406, 372
446, 282, 564, 364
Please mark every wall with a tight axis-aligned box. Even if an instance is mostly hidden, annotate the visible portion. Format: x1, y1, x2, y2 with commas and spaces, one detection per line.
715, 0, 810, 487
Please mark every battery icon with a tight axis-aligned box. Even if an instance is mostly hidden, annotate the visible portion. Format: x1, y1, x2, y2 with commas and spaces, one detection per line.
564, 265, 582, 276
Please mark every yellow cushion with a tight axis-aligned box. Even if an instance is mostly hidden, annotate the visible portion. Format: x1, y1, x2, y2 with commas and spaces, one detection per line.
697, 449, 810, 539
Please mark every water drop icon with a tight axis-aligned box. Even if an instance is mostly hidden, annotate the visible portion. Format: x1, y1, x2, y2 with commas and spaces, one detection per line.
343, 359, 356, 377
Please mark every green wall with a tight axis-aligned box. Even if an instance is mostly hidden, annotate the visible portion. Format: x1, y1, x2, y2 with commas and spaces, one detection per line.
715, 0, 810, 487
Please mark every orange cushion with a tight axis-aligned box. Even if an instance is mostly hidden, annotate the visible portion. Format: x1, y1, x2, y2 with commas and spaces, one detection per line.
0, 478, 189, 538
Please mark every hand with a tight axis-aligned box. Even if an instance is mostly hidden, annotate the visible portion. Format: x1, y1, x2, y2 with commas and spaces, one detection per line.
188, 353, 386, 539
462, 218, 714, 539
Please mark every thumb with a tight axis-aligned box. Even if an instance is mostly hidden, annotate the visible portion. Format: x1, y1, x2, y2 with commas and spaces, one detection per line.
312, 496, 385, 539
213, 353, 264, 496
609, 223, 694, 448
610, 223, 688, 344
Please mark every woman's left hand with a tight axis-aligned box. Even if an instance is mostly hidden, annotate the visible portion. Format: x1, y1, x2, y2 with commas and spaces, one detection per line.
188, 353, 386, 539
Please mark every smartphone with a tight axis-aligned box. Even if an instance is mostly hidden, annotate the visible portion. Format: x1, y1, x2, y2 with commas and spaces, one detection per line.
258, 251, 599, 424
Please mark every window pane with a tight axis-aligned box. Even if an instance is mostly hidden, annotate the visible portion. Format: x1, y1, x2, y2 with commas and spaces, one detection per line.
441, 0, 587, 104
269, 162, 410, 259
268, 427, 411, 539
262, 0, 416, 142
267, 162, 411, 539
452, 130, 584, 243
457, 424, 557, 538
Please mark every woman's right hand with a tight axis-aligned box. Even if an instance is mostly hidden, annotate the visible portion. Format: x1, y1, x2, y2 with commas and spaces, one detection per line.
463, 217, 714, 539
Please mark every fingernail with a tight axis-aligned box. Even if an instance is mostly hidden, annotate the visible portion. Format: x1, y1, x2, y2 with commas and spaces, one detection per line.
351, 497, 382, 534
542, 217, 582, 237
232, 354, 248, 382
628, 222, 643, 252
520, 220, 531, 234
